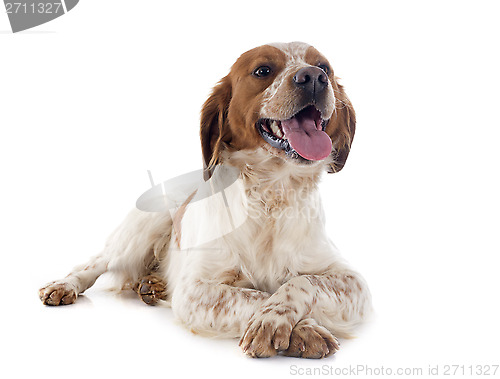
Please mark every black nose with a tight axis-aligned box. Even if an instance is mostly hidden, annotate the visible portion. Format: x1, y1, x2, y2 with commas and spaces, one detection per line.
293, 67, 328, 96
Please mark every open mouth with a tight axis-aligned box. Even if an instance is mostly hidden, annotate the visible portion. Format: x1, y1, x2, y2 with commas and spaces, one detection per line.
257, 105, 332, 161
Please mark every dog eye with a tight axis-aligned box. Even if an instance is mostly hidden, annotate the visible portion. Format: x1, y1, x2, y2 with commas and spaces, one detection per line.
318, 64, 331, 75
253, 66, 272, 78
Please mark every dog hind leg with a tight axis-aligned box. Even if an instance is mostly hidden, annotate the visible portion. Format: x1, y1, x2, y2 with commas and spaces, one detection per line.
39, 253, 109, 305
134, 273, 168, 305
39, 209, 174, 306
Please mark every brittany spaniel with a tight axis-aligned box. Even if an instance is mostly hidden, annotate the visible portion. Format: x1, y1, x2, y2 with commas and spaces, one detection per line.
39, 42, 371, 359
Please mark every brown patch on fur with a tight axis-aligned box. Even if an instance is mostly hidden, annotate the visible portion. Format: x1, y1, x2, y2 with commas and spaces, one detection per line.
212, 292, 226, 318
274, 304, 298, 316
218, 269, 254, 289
241, 288, 268, 302
200, 46, 289, 179
325, 82, 355, 173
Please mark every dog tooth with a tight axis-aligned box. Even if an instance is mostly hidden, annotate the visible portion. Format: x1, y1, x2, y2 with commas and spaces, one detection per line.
270, 121, 279, 136
270, 121, 283, 138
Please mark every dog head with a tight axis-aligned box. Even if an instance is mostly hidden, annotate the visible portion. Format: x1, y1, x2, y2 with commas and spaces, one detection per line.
200, 42, 355, 180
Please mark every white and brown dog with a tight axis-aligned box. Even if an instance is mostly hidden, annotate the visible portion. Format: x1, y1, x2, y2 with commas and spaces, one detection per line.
39, 42, 371, 359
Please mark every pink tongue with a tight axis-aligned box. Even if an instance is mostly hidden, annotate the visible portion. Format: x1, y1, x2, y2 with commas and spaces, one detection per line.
281, 115, 332, 161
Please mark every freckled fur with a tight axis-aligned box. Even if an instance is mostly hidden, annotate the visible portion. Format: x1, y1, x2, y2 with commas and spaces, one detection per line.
39, 42, 371, 358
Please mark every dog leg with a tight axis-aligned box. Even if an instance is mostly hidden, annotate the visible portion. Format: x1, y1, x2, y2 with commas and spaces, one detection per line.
39, 209, 174, 306
39, 254, 109, 305
172, 280, 270, 340
240, 270, 371, 358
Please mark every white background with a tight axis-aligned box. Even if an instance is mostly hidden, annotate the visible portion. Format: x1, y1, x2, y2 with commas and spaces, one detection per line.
1, 1, 499, 378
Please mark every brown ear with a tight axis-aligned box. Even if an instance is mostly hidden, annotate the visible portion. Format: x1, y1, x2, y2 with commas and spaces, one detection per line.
200, 76, 232, 180
326, 82, 356, 173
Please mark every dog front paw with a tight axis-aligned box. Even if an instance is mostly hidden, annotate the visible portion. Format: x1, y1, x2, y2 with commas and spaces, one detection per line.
283, 318, 339, 358
39, 281, 78, 306
239, 304, 297, 358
